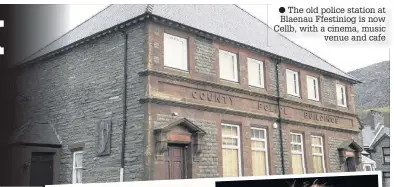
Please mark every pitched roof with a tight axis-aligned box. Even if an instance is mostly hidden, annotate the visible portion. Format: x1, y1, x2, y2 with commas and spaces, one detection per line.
362, 125, 375, 147
369, 126, 390, 148
361, 155, 376, 165
154, 117, 207, 135
21, 4, 358, 82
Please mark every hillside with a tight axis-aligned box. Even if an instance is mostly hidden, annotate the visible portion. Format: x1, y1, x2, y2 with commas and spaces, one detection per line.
348, 61, 390, 111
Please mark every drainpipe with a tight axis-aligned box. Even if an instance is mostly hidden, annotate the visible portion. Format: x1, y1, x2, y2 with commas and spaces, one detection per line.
275, 58, 286, 175
120, 31, 128, 182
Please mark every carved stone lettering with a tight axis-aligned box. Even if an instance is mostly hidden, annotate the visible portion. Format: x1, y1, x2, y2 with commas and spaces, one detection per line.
96, 120, 112, 156
257, 102, 287, 115
303, 111, 339, 124
191, 90, 233, 105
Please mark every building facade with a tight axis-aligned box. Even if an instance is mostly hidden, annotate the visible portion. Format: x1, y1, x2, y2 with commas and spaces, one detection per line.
9, 5, 363, 186
362, 110, 390, 187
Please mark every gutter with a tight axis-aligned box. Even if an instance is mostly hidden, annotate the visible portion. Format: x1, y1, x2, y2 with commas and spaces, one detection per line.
275, 58, 286, 174
120, 31, 128, 182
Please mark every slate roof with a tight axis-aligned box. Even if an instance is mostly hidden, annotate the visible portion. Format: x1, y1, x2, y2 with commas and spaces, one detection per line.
9, 121, 62, 146
369, 126, 390, 148
361, 155, 376, 165
362, 125, 375, 147
22, 4, 358, 82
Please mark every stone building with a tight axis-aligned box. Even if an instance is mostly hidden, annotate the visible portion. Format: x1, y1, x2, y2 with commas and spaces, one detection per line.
9, 4, 363, 186
362, 110, 390, 187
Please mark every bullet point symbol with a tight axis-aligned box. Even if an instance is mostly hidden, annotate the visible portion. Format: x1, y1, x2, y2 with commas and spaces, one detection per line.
279, 7, 285, 13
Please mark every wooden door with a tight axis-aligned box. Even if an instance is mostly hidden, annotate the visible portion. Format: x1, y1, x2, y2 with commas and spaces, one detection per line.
167, 145, 186, 179
30, 152, 54, 186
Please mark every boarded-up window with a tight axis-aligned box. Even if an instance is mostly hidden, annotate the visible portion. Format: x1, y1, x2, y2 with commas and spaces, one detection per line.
219, 50, 238, 82
222, 124, 241, 177
251, 128, 269, 176
336, 84, 347, 107
164, 33, 188, 71
286, 69, 299, 96
248, 58, 264, 88
307, 76, 319, 101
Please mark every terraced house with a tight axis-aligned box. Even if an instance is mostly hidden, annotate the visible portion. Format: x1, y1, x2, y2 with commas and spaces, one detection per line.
9, 4, 363, 186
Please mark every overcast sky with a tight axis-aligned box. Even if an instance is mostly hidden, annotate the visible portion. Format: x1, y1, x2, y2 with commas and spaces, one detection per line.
63, 4, 389, 72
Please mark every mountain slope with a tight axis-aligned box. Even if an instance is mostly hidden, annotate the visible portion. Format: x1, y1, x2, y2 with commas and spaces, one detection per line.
348, 61, 390, 110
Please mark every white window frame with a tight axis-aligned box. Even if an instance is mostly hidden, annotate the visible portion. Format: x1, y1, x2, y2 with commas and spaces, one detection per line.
221, 123, 242, 176
251, 127, 269, 175
219, 50, 239, 82
286, 69, 300, 97
290, 132, 306, 174
72, 150, 83, 184
311, 135, 326, 173
164, 33, 188, 71
363, 164, 374, 171
307, 76, 319, 101
336, 84, 347, 107
247, 58, 265, 88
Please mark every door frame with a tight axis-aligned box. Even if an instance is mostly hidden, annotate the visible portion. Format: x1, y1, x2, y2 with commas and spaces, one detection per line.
167, 143, 191, 179
13, 145, 61, 186
29, 152, 55, 186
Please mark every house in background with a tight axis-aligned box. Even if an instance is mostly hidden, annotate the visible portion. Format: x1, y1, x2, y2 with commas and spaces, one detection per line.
361, 110, 390, 187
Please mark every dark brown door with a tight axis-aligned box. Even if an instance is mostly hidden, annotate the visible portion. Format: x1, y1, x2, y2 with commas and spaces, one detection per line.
167, 145, 186, 179
30, 152, 54, 186
345, 157, 356, 172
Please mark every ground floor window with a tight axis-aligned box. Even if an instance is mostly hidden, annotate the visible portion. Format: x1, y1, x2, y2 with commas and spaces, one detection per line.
311, 135, 325, 173
290, 133, 305, 174
222, 123, 241, 177
72, 151, 83, 183
251, 127, 269, 176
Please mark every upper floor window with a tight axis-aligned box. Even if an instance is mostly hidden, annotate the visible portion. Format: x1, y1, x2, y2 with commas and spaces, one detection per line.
222, 123, 241, 177
219, 50, 238, 82
286, 69, 300, 97
248, 58, 264, 88
251, 127, 269, 176
164, 33, 188, 71
336, 84, 347, 107
307, 76, 319, 101
383, 172, 390, 179
290, 133, 305, 174
311, 135, 325, 173
72, 150, 83, 184
383, 147, 390, 164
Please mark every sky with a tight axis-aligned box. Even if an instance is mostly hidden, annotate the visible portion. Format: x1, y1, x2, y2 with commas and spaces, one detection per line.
61, 4, 390, 72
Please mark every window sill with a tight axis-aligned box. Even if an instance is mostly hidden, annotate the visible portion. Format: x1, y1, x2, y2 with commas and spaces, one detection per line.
287, 93, 301, 98
337, 104, 348, 108
308, 98, 320, 102
249, 85, 265, 89
220, 78, 239, 84
164, 66, 189, 73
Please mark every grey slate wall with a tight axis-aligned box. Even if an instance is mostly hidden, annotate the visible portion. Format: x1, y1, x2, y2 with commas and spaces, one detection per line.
194, 36, 217, 77
14, 23, 148, 184
15, 29, 126, 183
123, 23, 148, 181
321, 76, 337, 107
370, 136, 390, 187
